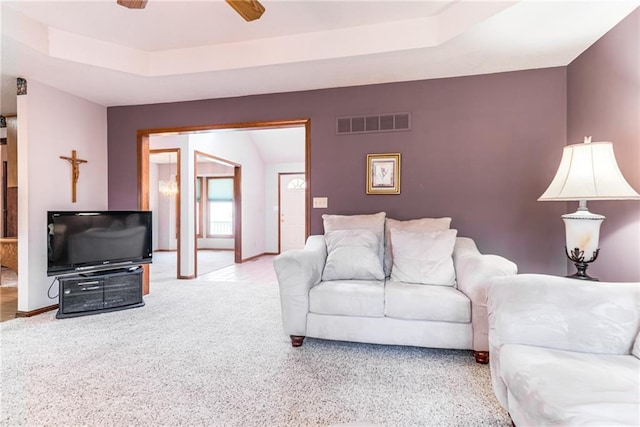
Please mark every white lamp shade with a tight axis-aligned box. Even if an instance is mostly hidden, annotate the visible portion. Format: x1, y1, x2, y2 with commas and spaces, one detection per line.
538, 141, 640, 201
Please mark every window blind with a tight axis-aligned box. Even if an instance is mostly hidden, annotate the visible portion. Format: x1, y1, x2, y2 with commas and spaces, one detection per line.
207, 178, 233, 201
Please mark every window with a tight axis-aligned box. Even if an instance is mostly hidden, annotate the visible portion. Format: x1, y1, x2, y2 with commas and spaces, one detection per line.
208, 178, 233, 236
208, 200, 233, 236
287, 177, 306, 190
196, 177, 234, 237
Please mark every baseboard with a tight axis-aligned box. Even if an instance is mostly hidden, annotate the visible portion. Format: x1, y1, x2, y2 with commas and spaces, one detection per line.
241, 253, 261, 262
197, 248, 234, 252
178, 274, 196, 279
15, 304, 58, 317
241, 252, 278, 262
157, 249, 233, 252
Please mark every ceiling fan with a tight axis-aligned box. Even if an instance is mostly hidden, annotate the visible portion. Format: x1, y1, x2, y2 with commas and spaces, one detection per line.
116, 0, 265, 22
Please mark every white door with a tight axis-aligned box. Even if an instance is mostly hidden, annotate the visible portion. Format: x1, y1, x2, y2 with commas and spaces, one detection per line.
279, 173, 306, 253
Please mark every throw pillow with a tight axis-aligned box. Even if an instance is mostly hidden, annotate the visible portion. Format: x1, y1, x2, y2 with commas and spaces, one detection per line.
323, 212, 386, 265
322, 229, 385, 281
632, 330, 640, 359
389, 228, 457, 286
384, 217, 452, 276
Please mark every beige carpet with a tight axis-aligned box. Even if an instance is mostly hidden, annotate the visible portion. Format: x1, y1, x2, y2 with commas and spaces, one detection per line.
0, 257, 510, 426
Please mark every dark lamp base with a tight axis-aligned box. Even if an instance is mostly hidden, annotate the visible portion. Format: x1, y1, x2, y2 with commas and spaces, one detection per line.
566, 247, 599, 282
566, 272, 599, 281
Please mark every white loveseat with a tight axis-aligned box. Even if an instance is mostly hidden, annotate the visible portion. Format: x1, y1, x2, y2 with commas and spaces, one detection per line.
487, 274, 640, 426
273, 212, 517, 363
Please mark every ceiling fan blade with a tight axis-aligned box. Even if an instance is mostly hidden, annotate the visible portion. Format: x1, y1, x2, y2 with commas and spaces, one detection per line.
225, 0, 265, 22
117, 0, 148, 9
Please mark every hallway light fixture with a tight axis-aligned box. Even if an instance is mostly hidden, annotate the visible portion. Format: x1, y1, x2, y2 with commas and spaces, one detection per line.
538, 137, 640, 280
159, 153, 179, 197
159, 176, 178, 196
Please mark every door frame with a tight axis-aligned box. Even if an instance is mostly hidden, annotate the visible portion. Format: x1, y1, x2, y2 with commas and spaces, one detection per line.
137, 118, 310, 294
148, 148, 181, 279
193, 150, 241, 278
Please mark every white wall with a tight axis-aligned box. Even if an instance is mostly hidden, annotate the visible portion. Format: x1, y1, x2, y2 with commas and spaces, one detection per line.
264, 162, 305, 253
179, 144, 195, 276
17, 79, 108, 312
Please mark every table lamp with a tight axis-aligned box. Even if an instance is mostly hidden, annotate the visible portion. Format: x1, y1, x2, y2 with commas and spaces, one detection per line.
538, 137, 640, 280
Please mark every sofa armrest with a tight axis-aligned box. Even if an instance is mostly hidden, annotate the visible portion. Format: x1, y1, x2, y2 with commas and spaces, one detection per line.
486, 274, 640, 409
454, 238, 518, 302
273, 235, 327, 337
453, 237, 518, 352
488, 274, 640, 355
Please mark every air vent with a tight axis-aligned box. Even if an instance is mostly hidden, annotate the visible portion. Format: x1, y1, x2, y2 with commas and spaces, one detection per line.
336, 112, 411, 135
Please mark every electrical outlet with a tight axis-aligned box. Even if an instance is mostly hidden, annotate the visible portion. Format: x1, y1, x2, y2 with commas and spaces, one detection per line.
313, 197, 328, 208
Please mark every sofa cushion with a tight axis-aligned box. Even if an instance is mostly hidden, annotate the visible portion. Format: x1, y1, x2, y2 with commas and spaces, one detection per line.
389, 229, 457, 286
384, 280, 470, 322
384, 217, 451, 276
633, 330, 640, 359
309, 280, 384, 317
500, 344, 640, 426
323, 212, 386, 266
322, 229, 385, 281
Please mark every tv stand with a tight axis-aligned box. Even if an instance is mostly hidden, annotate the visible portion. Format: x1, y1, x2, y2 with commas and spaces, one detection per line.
78, 266, 137, 277
56, 267, 144, 319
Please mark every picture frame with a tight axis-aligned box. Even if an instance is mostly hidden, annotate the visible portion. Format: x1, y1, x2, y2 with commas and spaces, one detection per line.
366, 153, 401, 194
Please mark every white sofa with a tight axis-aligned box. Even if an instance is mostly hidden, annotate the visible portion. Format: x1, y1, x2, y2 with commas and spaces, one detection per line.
273, 212, 517, 363
487, 274, 640, 426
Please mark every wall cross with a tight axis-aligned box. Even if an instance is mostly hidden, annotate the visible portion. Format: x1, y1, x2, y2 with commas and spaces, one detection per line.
60, 150, 88, 203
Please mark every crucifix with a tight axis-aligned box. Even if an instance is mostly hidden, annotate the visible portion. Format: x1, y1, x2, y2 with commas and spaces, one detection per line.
60, 150, 88, 203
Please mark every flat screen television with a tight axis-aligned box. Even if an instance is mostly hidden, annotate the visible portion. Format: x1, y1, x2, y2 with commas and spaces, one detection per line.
47, 211, 153, 276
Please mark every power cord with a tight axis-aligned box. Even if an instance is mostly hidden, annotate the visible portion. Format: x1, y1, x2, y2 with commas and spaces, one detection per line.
47, 277, 59, 300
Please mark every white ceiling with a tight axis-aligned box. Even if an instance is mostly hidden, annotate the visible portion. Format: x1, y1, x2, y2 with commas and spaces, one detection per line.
2, 0, 638, 115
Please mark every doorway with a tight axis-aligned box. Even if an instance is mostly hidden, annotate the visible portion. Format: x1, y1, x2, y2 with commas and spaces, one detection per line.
138, 118, 310, 294
149, 149, 181, 279
0, 114, 18, 321
194, 150, 240, 276
279, 173, 306, 253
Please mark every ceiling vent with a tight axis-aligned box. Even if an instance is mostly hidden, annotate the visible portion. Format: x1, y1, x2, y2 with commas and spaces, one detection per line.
336, 113, 411, 135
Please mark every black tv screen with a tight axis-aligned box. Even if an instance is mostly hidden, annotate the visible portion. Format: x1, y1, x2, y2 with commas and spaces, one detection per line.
47, 211, 152, 276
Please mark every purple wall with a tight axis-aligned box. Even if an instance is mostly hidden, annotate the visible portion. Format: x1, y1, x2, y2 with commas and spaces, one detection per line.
108, 67, 568, 275
567, 8, 640, 282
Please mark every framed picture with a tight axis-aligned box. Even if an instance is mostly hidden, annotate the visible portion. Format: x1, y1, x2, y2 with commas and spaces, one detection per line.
366, 153, 401, 194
